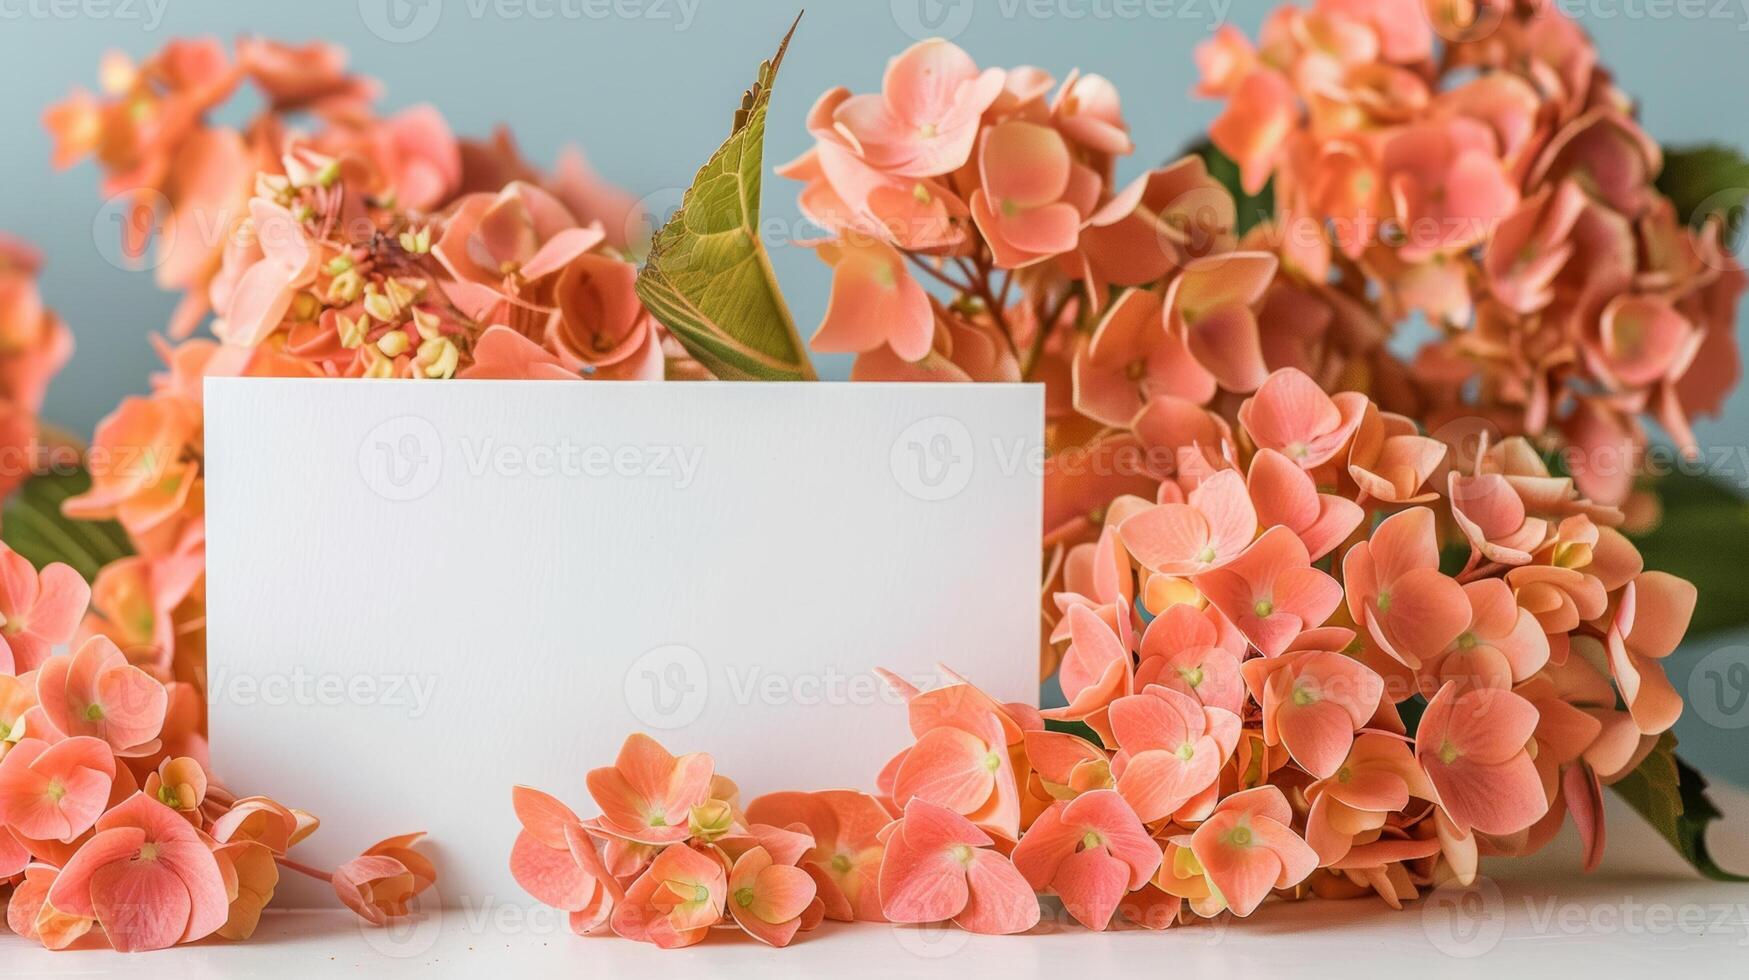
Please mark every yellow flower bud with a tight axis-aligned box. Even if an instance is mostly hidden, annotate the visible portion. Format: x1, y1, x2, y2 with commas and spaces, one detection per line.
337, 314, 370, 350
416, 336, 459, 379
376, 330, 411, 358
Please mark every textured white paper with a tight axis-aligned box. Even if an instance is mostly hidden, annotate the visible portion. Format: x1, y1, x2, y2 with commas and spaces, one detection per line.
204, 378, 1042, 906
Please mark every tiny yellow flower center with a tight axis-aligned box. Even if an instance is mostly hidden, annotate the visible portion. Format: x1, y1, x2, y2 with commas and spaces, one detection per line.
982, 751, 1002, 773
950, 843, 975, 866
137, 843, 161, 863
1176, 742, 1196, 762
690, 884, 711, 904
911, 182, 933, 204
1438, 741, 1461, 765
1375, 591, 1392, 613
919, 121, 939, 139
734, 886, 756, 908
46, 779, 66, 802
1195, 546, 1217, 564
1225, 824, 1254, 848
830, 853, 853, 874
1337, 766, 1354, 783
83, 703, 105, 722
157, 785, 181, 809
1079, 830, 1103, 851
1253, 599, 1274, 618
1292, 684, 1319, 707
1178, 666, 1205, 688
1456, 632, 1478, 650
1125, 359, 1148, 381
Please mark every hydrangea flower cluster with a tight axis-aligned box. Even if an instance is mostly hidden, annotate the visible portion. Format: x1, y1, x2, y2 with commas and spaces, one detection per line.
1200, 0, 1741, 505
0, 543, 433, 950
42, 36, 677, 699
520, 364, 1695, 940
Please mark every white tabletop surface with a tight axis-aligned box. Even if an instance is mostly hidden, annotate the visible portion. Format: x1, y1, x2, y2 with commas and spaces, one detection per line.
7, 785, 1749, 977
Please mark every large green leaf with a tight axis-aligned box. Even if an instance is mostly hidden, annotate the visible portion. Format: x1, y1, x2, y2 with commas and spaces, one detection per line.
0, 467, 132, 582
1629, 471, 1749, 639
1656, 144, 1749, 248
634, 15, 816, 381
1610, 732, 1747, 882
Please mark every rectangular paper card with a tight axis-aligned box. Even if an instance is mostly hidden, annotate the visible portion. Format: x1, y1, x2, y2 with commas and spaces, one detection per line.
204, 378, 1042, 906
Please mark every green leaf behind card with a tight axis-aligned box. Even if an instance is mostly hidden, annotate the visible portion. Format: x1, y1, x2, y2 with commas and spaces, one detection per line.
634, 15, 816, 381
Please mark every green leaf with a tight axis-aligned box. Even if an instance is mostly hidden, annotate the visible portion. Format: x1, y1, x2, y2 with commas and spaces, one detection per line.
1629, 470, 1749, 639
1609, 732, 1748, 882
1042, 717, 1101, 744
1180, 139, 1274, 237
0, 467, 132, 582
1656, 144, 1749, 248
634, 14, 816, 382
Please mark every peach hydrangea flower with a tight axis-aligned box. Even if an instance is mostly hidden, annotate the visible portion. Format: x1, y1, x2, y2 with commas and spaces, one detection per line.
1237, 368, 1368, 469
1187, 786, 1318, 917
889, 691, 1023, 840
612, 843, 727, 949
1118, 469, 1257, 576
584, 733, 715, 845
509, 785, 622, 934
1011, 789, 1159, 931
1342, 507, 1470, 669
142, 756, 207, 826
969, 120, 1101, 269
1604, 572, 1696, 736
0, 550, 89, 674
1243, 648, 1384, 779
876, 798, 1038, 935
1416, 682, 1548, 836
1246, 448, 1364, 561
827, 39, 1005, 179
47, 791, 228, 951
745, 789, 889, 922
1107, 686, 1238, 823
1040, 604, 1134, 745
1134, 603, 1245, 715
808, 236, 934, 362
7, 862, 95, 949
0, 736, 115, 843
34, 636, 168, 756
209, 795, 319, 854
1165, 253, 1279, 394
331, 832, 437, 926
1194, 526, 1342, 657
1427, 579, 1550, 693
1303, 733, 1430, 865
726, 844, 819, 947
1071, 288, 1213, 428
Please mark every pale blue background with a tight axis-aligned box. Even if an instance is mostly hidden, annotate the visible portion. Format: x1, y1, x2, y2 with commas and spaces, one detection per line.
4, 0, 1749, 781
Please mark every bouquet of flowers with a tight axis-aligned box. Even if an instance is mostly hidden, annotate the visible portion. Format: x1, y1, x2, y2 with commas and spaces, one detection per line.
2, 1, 1745, 953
